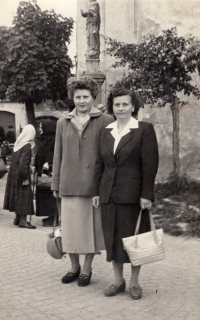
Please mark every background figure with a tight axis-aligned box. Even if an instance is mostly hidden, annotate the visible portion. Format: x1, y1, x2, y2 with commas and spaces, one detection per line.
34, 119, 57, 227
0, 126, 6, 143
0, 126, 6, 164
52, 78, 113, 287
6, 125, 16, 143
93, 87, 159, 300
3, 124, 36, 229
81, 0, 100, 59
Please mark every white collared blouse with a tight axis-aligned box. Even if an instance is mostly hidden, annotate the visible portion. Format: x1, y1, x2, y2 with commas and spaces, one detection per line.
106, 117, 139, 154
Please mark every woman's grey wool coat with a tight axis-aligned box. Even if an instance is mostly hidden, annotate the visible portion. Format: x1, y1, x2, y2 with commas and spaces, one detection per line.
52, 107, 113, 196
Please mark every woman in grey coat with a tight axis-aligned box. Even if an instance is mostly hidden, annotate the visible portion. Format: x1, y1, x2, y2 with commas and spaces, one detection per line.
52, 78, 113, 286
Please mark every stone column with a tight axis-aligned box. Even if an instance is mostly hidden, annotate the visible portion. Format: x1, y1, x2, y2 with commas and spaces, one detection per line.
81, 59, 105, 106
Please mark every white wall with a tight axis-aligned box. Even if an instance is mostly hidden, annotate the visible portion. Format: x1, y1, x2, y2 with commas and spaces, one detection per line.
0, 102, 27, 137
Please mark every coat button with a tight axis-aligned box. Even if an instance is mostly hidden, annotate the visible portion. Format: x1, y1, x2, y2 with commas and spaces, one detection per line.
83, 135, 87, 138
86, 164, 89, 168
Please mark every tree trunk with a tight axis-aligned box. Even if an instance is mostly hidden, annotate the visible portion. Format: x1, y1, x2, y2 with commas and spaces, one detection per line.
171, 96, 180, 176
25, 98, 36, 128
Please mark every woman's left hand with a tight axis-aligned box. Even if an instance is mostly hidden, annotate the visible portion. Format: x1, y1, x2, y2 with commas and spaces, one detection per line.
140, 198, 152, 210
22, 180, 29, 186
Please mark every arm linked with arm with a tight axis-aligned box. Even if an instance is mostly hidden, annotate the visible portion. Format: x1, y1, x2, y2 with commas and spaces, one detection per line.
93, 129, 105, 198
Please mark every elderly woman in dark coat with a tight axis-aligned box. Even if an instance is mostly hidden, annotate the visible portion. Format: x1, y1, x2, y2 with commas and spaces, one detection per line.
93, 87, 159, 299
3, 124, 36, 229
35, 119, 56, 175
52, 78, 113, 287
34, 119, 56, 226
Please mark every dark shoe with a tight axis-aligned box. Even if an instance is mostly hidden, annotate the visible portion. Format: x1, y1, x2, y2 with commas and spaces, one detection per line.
130, 286, 142, 300
13, 214, 20, 225
13, 218, 20, 226
42, 216, 53, 223
105, 279, 126, 297
78, 270, 92, 287
62, 267, 81, 284
43, 221, 58, 227
19, 222, 36, 229
43, 216, 57, 227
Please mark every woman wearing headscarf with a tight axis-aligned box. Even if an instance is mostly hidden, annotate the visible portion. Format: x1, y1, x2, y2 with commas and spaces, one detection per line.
3, 124, 36, 229
34, 119, 57, 226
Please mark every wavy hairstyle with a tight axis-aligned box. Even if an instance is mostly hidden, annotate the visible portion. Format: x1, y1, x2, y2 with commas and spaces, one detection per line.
107, 87, 143, 118
67, 77, 99, 100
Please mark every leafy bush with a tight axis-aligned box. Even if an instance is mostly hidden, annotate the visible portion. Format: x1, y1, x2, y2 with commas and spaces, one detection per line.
153, 172, 200, 237
153, 202, 200, 238
155, 172, 192, 198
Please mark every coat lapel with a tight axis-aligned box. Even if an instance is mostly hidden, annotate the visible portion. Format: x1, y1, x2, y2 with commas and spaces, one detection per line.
115, 133, 131, 155
115, 129, 137, 155
106, 130, 115, 155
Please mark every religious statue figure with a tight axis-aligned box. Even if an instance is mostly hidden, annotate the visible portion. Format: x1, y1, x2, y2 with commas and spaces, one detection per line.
81, 0, 101, 59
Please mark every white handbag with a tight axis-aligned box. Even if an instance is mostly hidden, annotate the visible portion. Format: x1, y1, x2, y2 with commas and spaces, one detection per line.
122, 209, 164, 266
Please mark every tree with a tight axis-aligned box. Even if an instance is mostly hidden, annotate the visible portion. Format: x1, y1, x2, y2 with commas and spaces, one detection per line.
105, 28, 200, 175
0, 0, 74, 126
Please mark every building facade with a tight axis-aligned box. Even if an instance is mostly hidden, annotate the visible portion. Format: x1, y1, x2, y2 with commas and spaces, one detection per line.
76, 0, 200, 180
0, 101, 65, 139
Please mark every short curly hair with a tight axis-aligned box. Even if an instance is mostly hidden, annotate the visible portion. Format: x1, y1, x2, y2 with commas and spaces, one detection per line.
67, 77, 99, 100
107, 87, 142, 118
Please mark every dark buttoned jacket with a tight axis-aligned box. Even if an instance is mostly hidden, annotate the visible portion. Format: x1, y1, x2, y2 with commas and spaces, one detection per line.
93, 121, 159, 204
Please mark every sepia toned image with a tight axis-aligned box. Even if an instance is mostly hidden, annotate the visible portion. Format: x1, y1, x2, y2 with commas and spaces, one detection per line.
0, 1, 200, 319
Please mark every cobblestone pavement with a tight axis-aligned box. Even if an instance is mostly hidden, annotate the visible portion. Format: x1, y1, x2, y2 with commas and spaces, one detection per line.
0, 173, 200, 320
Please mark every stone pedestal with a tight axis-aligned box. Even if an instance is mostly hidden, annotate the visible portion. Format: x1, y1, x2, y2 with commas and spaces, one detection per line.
86, 59, 100, 74
81, 59, 105, 106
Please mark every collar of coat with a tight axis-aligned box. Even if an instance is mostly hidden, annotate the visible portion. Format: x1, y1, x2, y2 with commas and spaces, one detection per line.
64, 106, 102, 119
105, 118, 139, 155
105, 117, 139, 139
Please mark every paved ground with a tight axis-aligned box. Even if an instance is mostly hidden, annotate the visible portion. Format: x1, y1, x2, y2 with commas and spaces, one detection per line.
0, 173, 200, 320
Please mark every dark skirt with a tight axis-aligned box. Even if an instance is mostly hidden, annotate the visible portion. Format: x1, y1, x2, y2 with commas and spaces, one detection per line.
35, 186, 56, 217
3, 165, 34, 216
101, 199, 151, 263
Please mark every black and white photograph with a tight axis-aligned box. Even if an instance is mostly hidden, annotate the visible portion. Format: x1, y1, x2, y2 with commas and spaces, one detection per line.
0, 1, 200, 319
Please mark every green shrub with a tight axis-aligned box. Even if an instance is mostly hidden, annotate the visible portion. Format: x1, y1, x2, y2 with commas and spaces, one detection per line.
155, 172, 198, 199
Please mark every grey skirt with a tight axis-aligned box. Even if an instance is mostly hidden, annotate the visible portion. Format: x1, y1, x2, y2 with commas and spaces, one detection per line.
61, 196, 105, 254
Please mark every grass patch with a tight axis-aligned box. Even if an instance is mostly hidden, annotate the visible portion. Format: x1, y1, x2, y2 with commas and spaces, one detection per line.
153, 173, 200, 238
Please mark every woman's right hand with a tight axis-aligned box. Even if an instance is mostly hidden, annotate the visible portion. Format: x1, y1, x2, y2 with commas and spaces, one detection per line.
53, 191, 60, 199
43, 162, 49, 170
92, 196, 100, 208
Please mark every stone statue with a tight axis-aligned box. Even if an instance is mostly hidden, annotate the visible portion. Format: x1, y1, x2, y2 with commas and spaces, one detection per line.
81, 0, 101, 59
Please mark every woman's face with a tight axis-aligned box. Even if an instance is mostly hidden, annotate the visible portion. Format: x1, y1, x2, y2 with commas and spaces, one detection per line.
73, 89, 94, 114
113, 95, 134, 122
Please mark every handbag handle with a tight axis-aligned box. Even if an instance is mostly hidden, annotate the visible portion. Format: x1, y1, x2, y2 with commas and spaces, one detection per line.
52, 198, 61, 234
134, 209, 159, 244
40, 168, 51, 176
